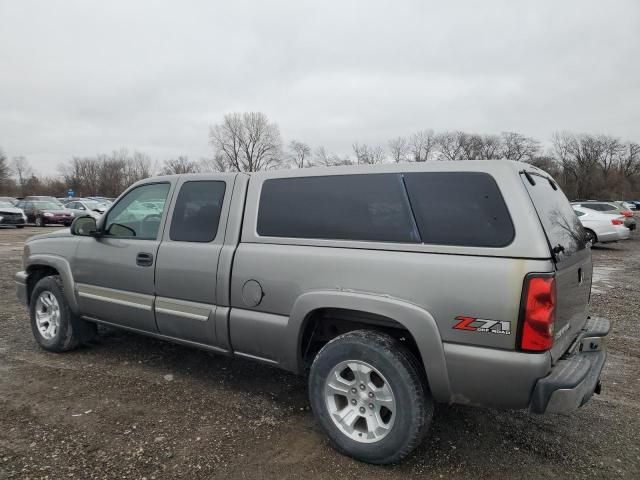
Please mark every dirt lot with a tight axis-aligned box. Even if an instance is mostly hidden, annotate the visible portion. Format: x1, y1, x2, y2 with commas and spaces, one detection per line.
1, 226, 639, 479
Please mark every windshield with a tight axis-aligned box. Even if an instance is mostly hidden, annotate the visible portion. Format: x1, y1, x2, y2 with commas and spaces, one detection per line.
33, 201, 62, 210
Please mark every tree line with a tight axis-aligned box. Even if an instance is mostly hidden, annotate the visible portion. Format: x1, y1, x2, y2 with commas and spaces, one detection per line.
1, 111, 639, 199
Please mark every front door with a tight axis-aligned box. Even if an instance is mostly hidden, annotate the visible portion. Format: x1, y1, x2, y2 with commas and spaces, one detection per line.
153, 175, 234, 345
73, 181, 174, 332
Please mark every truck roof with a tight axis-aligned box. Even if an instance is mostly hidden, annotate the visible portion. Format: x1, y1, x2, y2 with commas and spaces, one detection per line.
142, 159, 545, 184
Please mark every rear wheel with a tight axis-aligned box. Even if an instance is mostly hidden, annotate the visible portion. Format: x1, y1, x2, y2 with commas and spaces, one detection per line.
309, 330, 432, 464
584, 229, 597, 247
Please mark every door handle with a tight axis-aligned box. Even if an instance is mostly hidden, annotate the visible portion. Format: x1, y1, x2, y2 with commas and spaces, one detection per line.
136, 252, 154, 267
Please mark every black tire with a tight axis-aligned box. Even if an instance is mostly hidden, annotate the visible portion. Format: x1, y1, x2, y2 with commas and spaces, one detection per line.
29, 275, 97, 352
309, 330, 433, 464
584, 228, 597, 246
16, 225, 24, 229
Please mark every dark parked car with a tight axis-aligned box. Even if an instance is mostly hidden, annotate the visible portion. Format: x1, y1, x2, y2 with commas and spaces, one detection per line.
16, 200, 74, 227
0, 200, 26, 228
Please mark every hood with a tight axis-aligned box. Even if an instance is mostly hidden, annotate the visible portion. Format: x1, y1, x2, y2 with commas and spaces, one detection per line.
27, 229, 73, 242
0, 207, 25, 215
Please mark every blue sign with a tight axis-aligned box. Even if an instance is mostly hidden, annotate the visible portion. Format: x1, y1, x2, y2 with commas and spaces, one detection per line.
67, 189, 75, 197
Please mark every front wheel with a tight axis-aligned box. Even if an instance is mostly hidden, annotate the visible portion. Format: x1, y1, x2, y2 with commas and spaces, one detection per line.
584, 229, 597, 247
29, 275, 96, 352
309, 330, 433, 464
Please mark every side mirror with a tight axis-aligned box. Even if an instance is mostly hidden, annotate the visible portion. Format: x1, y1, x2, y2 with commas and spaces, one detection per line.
70, 215, 98, 236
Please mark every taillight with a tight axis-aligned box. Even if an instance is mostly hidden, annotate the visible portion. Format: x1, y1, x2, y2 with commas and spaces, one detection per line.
621, 210, 633, 217
520, 275, 556, 352
611, 218, 624, 225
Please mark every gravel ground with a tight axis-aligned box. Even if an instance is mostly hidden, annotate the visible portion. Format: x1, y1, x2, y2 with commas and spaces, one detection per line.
1, 226, 639, 479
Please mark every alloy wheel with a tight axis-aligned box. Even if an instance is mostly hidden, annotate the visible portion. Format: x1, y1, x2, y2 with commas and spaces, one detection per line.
35, 291, 61, 340
324, 360, 396, 443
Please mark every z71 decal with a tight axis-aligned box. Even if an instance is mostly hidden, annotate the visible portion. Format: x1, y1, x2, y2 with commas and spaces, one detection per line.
453, 316, 511, 335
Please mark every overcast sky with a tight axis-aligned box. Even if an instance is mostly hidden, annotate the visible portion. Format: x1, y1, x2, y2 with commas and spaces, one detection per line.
1, 0, 639, 175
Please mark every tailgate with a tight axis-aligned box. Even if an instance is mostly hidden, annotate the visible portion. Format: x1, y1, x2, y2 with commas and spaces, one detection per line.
520, 170, 592, 363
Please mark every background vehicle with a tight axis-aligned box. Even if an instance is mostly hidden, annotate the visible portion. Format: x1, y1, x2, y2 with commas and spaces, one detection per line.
16, 161, 608, 464
571, 201, 636, 231
64, 199, 107, 219
16, 200, 74, 226
86, 196, 114, 206
572, 206, 629, 245
0, 200, 26, 228
0, 196, 18, 206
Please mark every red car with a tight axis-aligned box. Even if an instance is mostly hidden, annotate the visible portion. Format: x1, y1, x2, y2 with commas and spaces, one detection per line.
16, 200, 74, 227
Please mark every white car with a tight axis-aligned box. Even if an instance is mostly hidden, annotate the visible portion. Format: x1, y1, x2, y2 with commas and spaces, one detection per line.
64, 199, 107, 219
572, 206, 630, 245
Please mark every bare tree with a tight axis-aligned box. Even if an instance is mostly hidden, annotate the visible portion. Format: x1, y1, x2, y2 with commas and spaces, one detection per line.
409, 130, 437, 162
200, 153, 230, 172
126, 151, 153, 184
352, 143, 385, 164
388, 136, 410, 163
314, 146, 352, 167
595, 135, 624, 178
59, 149, 154, 198
288, 140, 312, 168
0, 148, 9, 193
11, 156, 33, 195
210, 112, 283, 172
619, 142, 640, 179
552, 132, 601, 198
478, 134, 502, 159
162, 156, 201, 174
500, 132, 540, 161
436, 131, 467, 161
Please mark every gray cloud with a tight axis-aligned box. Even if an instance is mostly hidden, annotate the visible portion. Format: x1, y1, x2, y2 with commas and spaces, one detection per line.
1, 0, 639, 174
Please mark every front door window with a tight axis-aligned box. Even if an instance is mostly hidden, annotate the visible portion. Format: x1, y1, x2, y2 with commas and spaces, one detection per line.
104, 183, 170, 239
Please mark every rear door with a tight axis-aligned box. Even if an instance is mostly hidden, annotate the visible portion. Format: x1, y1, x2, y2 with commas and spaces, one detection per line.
153, 175, 235, 346
521, 171, 592, 362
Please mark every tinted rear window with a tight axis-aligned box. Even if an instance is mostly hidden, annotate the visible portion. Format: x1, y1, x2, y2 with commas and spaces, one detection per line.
257, 174, 420, 243
404, 172, 515, 247
170, 181, 226, 242
522, 172, 585, 261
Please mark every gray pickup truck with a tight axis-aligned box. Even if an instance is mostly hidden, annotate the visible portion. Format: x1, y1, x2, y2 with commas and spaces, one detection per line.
16, 160, 609, 464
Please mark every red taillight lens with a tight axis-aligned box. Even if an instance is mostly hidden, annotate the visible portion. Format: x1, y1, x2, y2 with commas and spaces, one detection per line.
611, 218, 624, 225
621, 210, 633, 217
520, 276, 556, 351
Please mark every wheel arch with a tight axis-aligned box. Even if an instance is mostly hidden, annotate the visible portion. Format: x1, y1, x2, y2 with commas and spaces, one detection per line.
584, 228, 597, 242
25, 254, 79, 312
286, 290, 451, 403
